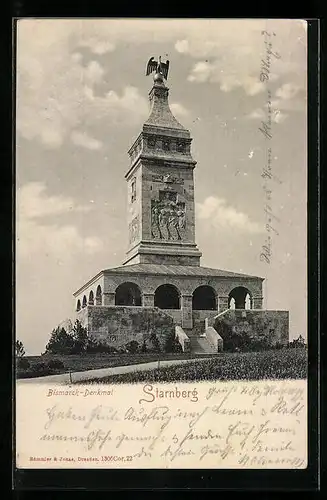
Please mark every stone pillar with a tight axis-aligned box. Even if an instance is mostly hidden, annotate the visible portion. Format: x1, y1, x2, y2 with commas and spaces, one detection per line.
143, 293, 154, 307
252, 297, 263, 309
218, 296, 229, 313
103, 292, 115, 306
181, 294, 193, 329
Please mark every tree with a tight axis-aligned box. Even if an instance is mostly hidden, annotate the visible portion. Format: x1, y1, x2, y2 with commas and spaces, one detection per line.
141, 340, 147, 353
45, 327, 75, 355
71, 320, 88, 354
149, 333, 161, 353
164, 330, 182, 353
15, 340, 25, 357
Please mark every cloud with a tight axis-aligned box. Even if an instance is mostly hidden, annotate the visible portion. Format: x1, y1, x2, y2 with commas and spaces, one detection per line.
271, 82, 306, 114
246, 106, 288, 124
175, 39, 189, 53
16, 21, 148, 148
187, 61, 215, 83
17, 182, 103, 259
16, 19, 306, 146
175, 19, 306, 96
79, 37, 116, 55
71, 130, 103, 150
247, 108, 265, 120
273, 110, 288, 123
84, 60, 106, 84
170, 102, 190, 118
275, 82, 300, 100
18, 182, 92, 219
187, 61, 265, 96
197, 196, 263, 234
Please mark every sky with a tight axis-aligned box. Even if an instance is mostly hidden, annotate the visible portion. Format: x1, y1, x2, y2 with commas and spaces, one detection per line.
15, 19, 308, 355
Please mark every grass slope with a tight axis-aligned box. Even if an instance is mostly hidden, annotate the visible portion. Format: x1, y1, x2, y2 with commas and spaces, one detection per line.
83, 349, 307, 384
16, 352, 206, 379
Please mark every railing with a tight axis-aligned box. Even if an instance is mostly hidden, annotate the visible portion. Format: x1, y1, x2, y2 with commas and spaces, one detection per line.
205, 326, 224, 352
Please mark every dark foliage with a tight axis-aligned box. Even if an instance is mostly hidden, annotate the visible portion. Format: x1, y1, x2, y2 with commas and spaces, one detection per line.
17, 357, 30, 370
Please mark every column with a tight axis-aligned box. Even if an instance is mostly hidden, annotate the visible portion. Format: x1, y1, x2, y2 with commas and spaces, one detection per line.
143, 293, 154, 307
181, 294, 193, 329
218, 296, 229, 313
103, 292, 115, 306
252, 297, 263, 309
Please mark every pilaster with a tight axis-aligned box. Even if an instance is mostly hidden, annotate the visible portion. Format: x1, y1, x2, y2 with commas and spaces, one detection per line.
181, 294, 193, 329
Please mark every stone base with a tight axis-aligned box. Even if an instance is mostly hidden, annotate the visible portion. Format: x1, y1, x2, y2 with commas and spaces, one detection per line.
213, 309, 289, 348
123, 240, 202, 266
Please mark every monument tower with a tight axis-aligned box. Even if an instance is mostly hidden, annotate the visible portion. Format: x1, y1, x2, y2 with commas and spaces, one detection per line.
73, 58, 289, 354
124, 58, 201, 267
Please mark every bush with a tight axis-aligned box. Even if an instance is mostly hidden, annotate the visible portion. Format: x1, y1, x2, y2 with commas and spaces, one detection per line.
47, 359, 65, 370
17, 358, 30, 370
33, 362, 49, 375
124, 340, 139, 354
86, 337, 118, 354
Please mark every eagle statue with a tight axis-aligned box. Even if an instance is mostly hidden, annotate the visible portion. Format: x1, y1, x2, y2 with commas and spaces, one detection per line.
146, 56, 170, 80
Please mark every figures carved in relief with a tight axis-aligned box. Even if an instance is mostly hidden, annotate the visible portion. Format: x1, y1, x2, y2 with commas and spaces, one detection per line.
151, 191, 186, 241
129, 216, 139, 244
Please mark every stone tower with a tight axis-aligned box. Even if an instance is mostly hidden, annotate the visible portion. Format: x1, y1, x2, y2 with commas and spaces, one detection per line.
123, 71, 202, 266
73, 60, 287, 355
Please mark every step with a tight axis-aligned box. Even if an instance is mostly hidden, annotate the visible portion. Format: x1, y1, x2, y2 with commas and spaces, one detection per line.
189, 335, 217, 354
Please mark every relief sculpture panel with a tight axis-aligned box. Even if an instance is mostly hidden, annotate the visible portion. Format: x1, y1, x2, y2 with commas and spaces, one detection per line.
151, 190, 186, 241
129, 216, 139, 244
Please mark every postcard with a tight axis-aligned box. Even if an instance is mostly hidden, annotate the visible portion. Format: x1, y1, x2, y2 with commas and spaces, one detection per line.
15, 18, 308, 471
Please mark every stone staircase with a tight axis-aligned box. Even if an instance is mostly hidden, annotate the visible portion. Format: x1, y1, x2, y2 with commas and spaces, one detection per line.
182, 325, 218, 355
188, 334, 217, 354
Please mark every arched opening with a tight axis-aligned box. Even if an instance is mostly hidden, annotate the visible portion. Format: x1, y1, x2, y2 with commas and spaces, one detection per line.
228, 286, 252, 309
115, 282, 142, 306
192, 285, 217, 310
154, 284, 180, 309
88, 290, 94, 305
82, 295, 87, 308
96, 285, 102, 305
76, 299, 81, 312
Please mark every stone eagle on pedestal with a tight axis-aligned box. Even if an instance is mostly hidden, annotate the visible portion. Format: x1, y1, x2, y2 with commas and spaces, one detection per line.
146, 56, 170, 80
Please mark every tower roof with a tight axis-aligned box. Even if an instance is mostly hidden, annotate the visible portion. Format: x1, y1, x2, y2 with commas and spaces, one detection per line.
143, 74, 190, 138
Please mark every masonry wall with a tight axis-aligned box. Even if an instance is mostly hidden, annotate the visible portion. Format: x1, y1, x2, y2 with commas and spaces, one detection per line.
77, 305, 175, 351
192, 310, 218, 334
213, 309, 289, 349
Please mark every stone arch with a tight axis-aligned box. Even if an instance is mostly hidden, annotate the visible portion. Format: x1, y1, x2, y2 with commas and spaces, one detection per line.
76, 299, 81, 312
88, 290, 94, 305
228, 286, 252, 309
115, 282, 142, 306
154, 284, 180, 309
96, 285, 102, 305
192, 285, 217, 310
82, 295, 87, 308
